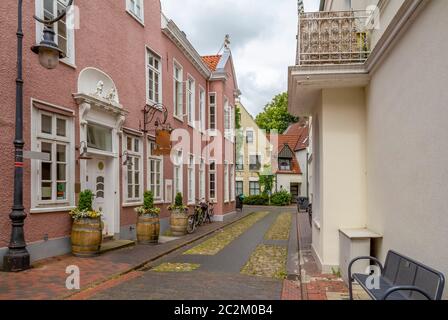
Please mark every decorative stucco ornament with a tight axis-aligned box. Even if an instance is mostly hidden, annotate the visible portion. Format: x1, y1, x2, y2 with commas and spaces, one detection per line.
94, 80, 104, 96
106, 88, 117, 102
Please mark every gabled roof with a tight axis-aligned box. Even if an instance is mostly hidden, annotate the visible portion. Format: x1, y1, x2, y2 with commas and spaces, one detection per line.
267, 134, 303, 175
202, 55, 222, 71
284, 123, 309, 151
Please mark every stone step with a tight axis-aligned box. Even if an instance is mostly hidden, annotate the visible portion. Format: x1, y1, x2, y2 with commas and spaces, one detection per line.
100, 240, 136, 254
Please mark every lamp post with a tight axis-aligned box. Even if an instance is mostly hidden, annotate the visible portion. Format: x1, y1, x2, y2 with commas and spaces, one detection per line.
3, 0, 73, 272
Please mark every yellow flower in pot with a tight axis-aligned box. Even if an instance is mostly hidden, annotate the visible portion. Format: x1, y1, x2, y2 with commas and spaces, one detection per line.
168, 192, 188, 236
69, 190, 103, 257
135, 191, 161, 245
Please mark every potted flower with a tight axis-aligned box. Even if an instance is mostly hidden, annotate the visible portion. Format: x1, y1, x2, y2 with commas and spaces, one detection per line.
135, 191, 161, 244
69, 190, 103, 257
168, 192, 188, 236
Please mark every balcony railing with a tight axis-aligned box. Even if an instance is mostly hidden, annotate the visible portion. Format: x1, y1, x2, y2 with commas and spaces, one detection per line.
298, 10, 372, 65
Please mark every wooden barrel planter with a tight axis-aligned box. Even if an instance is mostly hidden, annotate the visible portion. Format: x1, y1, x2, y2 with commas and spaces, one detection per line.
71, 218, 102, 257
137, 214, 160, 244
170, 211, 188, 236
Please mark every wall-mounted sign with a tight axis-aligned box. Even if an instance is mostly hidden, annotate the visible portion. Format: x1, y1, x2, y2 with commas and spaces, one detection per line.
153, 129, 172, 156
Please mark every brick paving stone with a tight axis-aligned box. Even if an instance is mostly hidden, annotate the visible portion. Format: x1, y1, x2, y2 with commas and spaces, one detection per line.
0, 210, 253, 300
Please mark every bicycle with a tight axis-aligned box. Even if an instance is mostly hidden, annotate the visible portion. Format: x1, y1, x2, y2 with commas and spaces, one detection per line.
187, 199, 207, 234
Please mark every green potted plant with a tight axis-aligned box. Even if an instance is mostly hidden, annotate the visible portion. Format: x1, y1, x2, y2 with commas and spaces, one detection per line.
69, 190, 103, 257
135, 191, 161, 244
168, 192, 188, 236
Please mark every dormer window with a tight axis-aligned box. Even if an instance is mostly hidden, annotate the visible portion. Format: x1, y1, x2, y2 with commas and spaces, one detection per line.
279, 158, 292, 171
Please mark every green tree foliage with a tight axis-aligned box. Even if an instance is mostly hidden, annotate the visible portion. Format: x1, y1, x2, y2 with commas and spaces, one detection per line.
78, 190, 94, 211
258, 165, 274, 196
255, 93, 298, 134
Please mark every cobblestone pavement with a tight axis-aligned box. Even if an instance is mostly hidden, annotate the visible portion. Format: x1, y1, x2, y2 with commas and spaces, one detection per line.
73, 206, 299, 300
0, 210, 253, 300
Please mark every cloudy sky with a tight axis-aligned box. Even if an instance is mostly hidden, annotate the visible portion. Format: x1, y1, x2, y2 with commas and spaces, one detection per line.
161, 0, 320, 117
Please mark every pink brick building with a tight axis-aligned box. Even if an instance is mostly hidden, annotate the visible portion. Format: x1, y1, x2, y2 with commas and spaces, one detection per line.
0, 0, 239, 265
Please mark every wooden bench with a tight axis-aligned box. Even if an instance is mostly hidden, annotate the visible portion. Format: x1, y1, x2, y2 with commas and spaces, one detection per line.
348, 250, 445, 300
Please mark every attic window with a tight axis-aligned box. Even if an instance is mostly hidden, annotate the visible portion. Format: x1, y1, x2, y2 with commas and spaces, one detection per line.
279, 158, 291, 171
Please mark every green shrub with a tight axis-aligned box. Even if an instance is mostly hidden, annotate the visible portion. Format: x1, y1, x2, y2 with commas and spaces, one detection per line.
271, 190, 292, 206
175, 192, 183, 207
243, 194, 269, 206
144, 191, 154, 210
78, 190, 94, 211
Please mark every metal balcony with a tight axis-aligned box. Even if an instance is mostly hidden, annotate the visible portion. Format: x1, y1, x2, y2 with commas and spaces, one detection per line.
298, 10, 373, 65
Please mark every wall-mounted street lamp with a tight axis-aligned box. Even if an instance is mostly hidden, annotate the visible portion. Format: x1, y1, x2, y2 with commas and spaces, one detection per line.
3, 0, 73, 272
78, 141, 92, 160
122, 151, 130, 166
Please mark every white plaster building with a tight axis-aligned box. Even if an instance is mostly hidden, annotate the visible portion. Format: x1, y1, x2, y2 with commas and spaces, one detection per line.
288, 0, 448, 297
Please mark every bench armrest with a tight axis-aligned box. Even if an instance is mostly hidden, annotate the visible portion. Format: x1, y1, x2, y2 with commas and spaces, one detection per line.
381, 286, 432, 300
348, 256, 384, 282
348, 256, 384, 300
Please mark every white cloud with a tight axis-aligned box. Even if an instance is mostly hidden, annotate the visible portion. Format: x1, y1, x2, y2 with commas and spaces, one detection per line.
161, 0, 298, 117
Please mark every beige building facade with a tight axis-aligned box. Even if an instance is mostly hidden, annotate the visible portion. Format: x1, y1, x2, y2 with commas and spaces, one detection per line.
235, 103, 272, 197
289, 0, 448, 296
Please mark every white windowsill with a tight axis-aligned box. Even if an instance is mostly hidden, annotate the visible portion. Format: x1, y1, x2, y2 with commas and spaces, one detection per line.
122, 202, 143, 208
60, 59, 77, 69
208, 130, 217, 137
126, 10, 145, 27
173, 115, 184, 123
30, 206, 76, 214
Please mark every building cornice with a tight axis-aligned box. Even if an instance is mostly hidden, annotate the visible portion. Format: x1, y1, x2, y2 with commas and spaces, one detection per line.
161, 14, 212, 78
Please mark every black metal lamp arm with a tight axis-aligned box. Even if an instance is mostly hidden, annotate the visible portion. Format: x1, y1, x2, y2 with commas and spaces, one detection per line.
33, 0, 74, 26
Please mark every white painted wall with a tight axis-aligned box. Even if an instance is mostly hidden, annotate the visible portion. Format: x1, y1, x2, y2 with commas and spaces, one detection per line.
365, 0, 448, 297
296, 149, 309, 196
276, 174, 302, 195
314, 87, 368, 271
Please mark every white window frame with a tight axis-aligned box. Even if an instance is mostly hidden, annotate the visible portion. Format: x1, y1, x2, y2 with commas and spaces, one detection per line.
224, 161, 229, 203
148, 141, 164, 203
187, 154, 195, 204
186, 76, 196, 127
173, 149, 183, 197
173, 61, 184, 121
249, 181, 260, 196
31, 105, 75, 212
126, 0, 144, 24
209, 160, 216, 201
35, 0, 76, 66
230, 163, 235, 201
199, 157, 206, 200
209, 92, 216, 131
146, 48, 162, 105
123, 134, 143, 205
199, 87, 206, 133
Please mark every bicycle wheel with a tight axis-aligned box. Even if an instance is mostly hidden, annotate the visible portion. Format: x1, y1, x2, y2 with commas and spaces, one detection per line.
208, 205, 215, 222
187, 215, 196, 234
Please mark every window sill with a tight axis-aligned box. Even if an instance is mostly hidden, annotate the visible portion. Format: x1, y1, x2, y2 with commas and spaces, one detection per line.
126, 10, 145, 27
208, 130, 217, 137
30, 206, 76, 214
154, 200, 164, 205
173, 115, 184, 123
60, 59, 77, 69
122, 202, 143, 208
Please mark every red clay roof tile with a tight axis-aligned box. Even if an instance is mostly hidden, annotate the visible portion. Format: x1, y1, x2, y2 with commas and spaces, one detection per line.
202, 55, 222, 71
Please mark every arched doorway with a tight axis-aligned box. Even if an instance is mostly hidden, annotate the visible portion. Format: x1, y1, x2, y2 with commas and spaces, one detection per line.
74, 67, 128, 238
